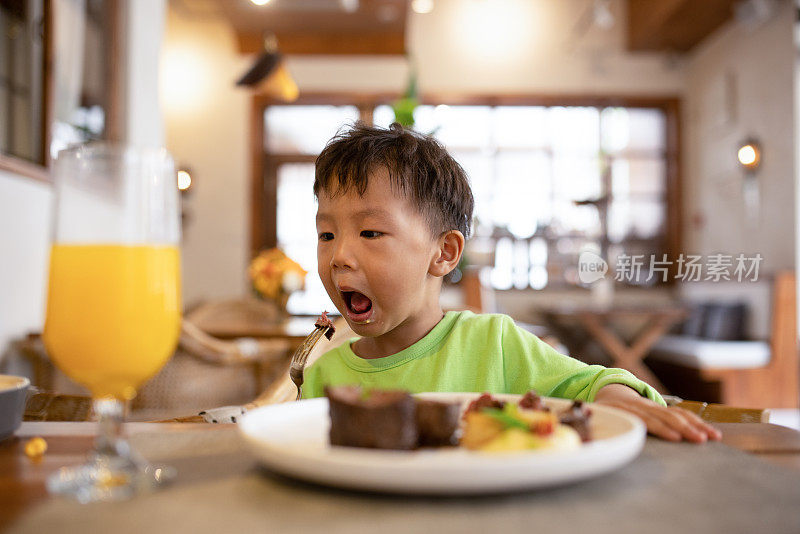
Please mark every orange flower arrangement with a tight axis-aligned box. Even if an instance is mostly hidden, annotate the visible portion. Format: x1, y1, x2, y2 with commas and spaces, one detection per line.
248, 248, 307, 309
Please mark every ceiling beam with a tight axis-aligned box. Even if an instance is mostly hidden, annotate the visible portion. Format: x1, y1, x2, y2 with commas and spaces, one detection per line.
627, 0, 737, 52
235, 30, 406, 55
219, 0, 409, 56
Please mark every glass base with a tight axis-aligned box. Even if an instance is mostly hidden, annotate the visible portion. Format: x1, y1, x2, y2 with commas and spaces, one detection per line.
47, 450, 175, 503
47, 396, 175, 503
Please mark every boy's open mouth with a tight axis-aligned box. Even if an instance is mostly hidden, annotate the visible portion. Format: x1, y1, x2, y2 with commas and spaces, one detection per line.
342, 291, 373, 322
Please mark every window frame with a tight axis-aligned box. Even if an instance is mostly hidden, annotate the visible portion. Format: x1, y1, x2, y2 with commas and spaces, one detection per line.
0, 0, 122, 184
250, 93, 682, 285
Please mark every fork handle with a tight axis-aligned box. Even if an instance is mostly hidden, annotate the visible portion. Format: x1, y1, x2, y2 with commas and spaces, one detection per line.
290, 367, 304, 385
290, 367, 304, 401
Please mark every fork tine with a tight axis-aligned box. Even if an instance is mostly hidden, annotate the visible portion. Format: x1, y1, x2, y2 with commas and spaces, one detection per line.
307, 328, 326, 352
291, 328, 321, 361
289, 320, 332, 400
290, 327, 327, 367
297, 327, 325, 357
289, 324, 333, 401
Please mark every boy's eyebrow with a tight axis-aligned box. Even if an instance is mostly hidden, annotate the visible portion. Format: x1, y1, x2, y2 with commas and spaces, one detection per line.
351, 208, 392, 220
316, 208, 393, 223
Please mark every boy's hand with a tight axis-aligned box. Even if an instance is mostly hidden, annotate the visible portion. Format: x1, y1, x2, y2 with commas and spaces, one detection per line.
594, 384, 722, 443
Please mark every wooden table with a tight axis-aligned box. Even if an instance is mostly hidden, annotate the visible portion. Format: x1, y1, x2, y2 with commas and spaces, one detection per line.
1, 422, 227, 529
540, 305, 687, 392
3, 421, 800, 532
198, 315, 319, 344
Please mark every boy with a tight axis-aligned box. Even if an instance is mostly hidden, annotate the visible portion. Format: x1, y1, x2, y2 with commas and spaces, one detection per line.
304, 123, 720, 443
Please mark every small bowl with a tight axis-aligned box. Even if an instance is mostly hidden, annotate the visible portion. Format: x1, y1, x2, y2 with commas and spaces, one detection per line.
0, 375, 30, 440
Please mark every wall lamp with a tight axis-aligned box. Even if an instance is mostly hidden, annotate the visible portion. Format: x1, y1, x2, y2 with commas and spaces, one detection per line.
177, 168, 193, 193
737, 139, 762, 173
737, 138, 762, 224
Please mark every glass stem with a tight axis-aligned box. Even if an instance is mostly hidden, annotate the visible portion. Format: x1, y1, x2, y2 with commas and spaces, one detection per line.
92, 397, 131, 460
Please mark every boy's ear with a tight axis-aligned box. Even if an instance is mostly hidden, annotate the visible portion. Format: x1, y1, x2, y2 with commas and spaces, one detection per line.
429, 230, 465, 278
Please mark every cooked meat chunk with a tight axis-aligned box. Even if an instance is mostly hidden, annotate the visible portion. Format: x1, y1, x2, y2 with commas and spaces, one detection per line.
326, 386, 417, 450
559, 400, 592, 442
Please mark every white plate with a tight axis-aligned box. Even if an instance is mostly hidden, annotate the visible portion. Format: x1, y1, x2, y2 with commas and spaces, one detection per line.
238, 392, 646, 495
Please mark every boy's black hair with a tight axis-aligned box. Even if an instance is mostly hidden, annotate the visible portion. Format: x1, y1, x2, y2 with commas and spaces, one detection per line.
314, 122, 474, 239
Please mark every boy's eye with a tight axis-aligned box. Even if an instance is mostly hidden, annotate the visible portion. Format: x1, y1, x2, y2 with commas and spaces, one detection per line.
360, 230, 382, 239
318, 232, 334, 242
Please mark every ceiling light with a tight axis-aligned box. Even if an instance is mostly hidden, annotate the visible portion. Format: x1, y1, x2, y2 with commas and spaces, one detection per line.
235, 34, 299, 102
592, 0, 614, 29
412, 0, 434, 14
250, 0, 271, 6
340, 0, 359, 12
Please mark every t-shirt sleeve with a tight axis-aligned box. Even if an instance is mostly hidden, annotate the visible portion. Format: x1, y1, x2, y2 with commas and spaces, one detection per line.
499, 315, 665, 405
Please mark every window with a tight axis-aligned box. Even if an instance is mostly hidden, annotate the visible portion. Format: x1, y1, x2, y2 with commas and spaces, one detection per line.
264, 104, 361, 314
0, 0, 46, 167
0, 0, 120, 181
375, 104, 670, 290
49, 0, 120, 157
257, 98, 678, 314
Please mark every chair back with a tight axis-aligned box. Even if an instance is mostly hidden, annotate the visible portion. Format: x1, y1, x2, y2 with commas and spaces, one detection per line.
184, 298, 284, 331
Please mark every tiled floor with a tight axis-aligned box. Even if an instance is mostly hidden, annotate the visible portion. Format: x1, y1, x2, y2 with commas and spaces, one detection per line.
769, 409, 800, 430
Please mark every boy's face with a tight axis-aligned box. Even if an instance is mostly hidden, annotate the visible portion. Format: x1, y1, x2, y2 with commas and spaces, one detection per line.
316, 169, 445, 346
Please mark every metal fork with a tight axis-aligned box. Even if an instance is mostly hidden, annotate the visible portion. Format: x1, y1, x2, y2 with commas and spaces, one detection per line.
289, 325, 332, 401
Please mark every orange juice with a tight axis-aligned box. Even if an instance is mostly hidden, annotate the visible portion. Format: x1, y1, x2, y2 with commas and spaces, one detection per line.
43, 244, 181, 400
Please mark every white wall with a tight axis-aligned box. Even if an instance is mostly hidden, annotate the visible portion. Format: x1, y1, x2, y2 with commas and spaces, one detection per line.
680, 1, 795, 338
682, 1, 795, 271
161, 7, 252, 306
124, 0, 166, 148
0, 173, 52, 355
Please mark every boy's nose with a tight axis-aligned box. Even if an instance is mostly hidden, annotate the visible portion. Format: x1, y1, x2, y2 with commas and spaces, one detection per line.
330, 240, 356, 270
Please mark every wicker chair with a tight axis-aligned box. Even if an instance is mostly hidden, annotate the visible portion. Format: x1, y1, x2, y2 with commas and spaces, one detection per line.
131, 319, 291, 420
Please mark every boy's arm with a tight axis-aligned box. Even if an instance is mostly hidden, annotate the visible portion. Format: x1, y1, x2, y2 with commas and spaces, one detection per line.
500, 316, 664, 403
500, 316, 719, 442
594, 384, 722, 443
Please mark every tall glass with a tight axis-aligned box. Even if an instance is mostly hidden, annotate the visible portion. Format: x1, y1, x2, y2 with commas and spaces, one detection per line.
43, 144, 181, 502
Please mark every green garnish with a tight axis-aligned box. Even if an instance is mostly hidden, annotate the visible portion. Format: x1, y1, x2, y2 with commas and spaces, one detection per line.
481, 407, 529, 431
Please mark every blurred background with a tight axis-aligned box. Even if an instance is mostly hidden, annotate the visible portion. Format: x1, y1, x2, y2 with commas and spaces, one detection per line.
1, 0, 798, 422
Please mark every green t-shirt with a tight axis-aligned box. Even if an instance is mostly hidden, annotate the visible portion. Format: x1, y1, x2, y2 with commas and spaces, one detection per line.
303, 310, 665, 405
